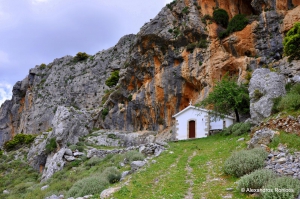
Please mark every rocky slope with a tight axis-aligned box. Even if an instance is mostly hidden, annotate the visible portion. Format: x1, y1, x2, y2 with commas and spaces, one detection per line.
1, 0, 300, 175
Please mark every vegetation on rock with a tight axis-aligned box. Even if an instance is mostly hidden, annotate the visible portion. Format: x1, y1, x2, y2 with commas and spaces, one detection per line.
3, 134, 35, 151
219, 14, 249, 39
105, 70, 120, 87
283, 22, 300, 61
197, 75, 249, 122
73, 52, 89, 62
45, 138, 57, 154
272, 83, 300, 113
213, 9, 229, 28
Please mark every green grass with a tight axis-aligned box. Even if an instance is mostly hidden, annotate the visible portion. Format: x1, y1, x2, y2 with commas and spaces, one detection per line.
269, 131, 300, 153
113, 134, 252, 199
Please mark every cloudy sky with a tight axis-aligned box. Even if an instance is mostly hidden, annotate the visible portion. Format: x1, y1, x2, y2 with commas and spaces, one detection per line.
0, 0, 172, 106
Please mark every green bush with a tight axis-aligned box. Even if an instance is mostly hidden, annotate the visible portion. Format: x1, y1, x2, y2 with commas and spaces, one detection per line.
261, 176, 300, 199
66, 176, 109, 198
219, 14, 248, 39
102, 108, 109, 120
74, 52, 89, 62
182, 6, 189, 15
3, 134, 36, 151
45, 138, 57, 154
224, 148, 268, 177
278, 93, 300, 111
272, 83, 300, 112
283, 22, 300, 61
213, 9, 229, 27
124, 150, 145, 163
222, 122, 251, 136
102, 167, 121, 184
237, 169, 277, 192
253, 89, 263, 101
105, 70, 120, 87
39, 63, 46, 70
186, 43, 197, 53
86, 157, 102, 167
271, 96, 282, 114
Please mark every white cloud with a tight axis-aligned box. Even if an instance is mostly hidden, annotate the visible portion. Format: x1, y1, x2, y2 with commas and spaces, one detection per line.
0, 83, 12, 106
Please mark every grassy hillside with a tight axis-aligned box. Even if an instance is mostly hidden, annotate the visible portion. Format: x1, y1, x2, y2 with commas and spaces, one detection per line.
113, 134, 251, 199
2, 130, 300, 199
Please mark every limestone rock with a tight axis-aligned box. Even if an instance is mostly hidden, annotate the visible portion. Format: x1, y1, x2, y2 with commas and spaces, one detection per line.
64, 155, 75, 162
3, 190, 9, 194
45, 194, 64, 199
64, 148, 73, 156
100, 187, 121, 199
41, 185, 49, 191
249, 69, 286, 124
248, 128, 275, 149
41, 148, 66, 182
131, 161, 146, 171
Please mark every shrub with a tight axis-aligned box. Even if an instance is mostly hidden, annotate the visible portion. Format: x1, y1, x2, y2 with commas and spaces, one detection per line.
222, 122, 251, 136
39, 63, 46, 70
105, 70, 120, 87
3, 134, 36, 151
66, 176, 109, 198
128, 94, 132, 101
86, 157, 102, 167
283, 22, 300, 61
102, 167, 121, 184
261, 176, 300, 199
198, 39, 208, 48
253, 89, 263, 101
45, 138, 57, 154
182, 6, 189, 15
74, 52, 89, 62
278, 93, 300, 111
124, 150, 145, 163
224, 148, 268, 177
102, 108, 109, 120
237, 169, 277, 192
201, 14, 213, 23
219, 14, 248, 39
213, 9, 229, 27
186, 43, 197, 53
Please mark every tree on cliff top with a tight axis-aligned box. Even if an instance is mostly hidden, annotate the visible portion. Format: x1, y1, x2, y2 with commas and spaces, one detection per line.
197, 75, 249, 122
284, 22, 300, 61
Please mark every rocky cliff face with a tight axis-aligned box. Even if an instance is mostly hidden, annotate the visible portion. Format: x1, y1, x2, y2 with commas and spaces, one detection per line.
1, 0, 300, 148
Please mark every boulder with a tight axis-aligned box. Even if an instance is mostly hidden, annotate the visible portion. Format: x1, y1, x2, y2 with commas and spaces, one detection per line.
41, 185, 49, 191
64, 155, 75, 162
64, 148, 73, 156
249, 69, 286, 124
3, 190, 9, 194
73, 152, 84, 156
248, 128, 275, 149
100, 187, 121, 199
121, 170, 130, 179
131, 161, 146, 171
41, 148, 66, 182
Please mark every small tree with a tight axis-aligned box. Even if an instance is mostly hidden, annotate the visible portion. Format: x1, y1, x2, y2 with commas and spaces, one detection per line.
197, 75, 249, 122
213, 9, 229, 28
283, 22, 300, 61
